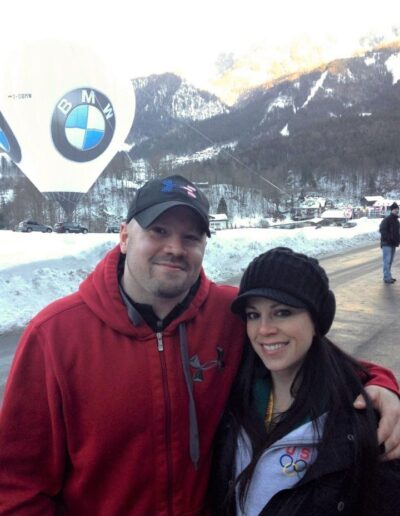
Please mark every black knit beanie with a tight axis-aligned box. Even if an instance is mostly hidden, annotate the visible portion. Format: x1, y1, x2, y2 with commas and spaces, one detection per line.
231, 247, 336, 335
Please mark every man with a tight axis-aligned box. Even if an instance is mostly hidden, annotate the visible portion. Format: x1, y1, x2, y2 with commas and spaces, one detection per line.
0, 174, 399, 515
379, 201, 400, 284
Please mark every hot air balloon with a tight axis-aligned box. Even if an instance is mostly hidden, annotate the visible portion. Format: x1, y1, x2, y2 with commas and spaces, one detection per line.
0, 38, 135, 219
0, 111, 21, 163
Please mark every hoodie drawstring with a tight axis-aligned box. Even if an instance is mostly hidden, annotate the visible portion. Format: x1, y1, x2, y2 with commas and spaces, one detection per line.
179, 323, 200, 469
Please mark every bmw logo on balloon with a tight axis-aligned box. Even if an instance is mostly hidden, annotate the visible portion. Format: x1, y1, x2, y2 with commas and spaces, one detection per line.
51, 88, 116, 162
0, 111, 22, 163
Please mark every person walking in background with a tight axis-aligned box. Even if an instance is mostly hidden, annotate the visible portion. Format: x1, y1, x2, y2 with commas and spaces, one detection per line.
0, 177, 400, 515
379, 202, 400, 284
211, 248, 400, 515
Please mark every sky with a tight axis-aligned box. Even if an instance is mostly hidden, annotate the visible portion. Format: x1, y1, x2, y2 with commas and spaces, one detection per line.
2, 0, 400, 102
0, 217, 381, 334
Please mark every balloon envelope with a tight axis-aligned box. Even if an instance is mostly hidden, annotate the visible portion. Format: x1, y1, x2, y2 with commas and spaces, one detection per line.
0, 111, 21, 163
0, 39, 135, 210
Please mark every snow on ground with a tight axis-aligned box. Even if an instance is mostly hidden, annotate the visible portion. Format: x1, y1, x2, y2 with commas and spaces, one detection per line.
0, 217, 381, 334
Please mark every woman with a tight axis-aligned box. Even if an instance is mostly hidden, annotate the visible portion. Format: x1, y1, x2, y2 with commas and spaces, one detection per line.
211, 247, 400, 515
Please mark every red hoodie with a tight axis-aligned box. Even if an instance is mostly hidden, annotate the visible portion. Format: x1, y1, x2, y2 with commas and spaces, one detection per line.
0, 246, 397, 515
0, 246, 245, 515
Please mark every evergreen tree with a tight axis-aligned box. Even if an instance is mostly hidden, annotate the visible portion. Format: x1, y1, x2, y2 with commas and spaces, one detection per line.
217, 196, 228, 215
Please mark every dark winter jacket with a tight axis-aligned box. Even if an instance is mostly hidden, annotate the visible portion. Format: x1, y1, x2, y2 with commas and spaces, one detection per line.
379, 212, 400, 247
209, 380, 400, 516
258, 417, 400, 516
210, 409, 400, 516
262, 413, 400, 516
0, 246, 245, 515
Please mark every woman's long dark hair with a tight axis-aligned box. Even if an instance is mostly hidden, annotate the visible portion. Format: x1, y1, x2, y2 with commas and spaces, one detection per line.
221, 333, 380, 514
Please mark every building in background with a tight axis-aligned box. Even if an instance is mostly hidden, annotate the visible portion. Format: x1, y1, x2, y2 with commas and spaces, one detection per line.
209, 213, 229, 230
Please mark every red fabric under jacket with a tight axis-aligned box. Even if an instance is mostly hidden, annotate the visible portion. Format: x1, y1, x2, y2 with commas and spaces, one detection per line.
0, 246, 398, 515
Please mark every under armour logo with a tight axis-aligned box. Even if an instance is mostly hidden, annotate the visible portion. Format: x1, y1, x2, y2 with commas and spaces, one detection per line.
189, 347, 225, 382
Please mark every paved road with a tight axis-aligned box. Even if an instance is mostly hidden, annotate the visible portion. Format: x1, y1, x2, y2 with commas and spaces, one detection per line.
1, 242, 399, 402
322, 243, 400, 377
0, 332, 21, 401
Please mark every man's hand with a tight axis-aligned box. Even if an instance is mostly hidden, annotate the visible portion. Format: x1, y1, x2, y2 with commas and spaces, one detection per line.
354, 385, 400, 460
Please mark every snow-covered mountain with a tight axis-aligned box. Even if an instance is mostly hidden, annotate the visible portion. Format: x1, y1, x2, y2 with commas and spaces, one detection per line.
2, 43, 400, 229
128, 43, 400, 199
129, 73, 229, 144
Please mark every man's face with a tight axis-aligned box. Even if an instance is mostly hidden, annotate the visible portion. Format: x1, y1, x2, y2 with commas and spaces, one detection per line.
393, 208, 399, 216
120, 206, 207, 311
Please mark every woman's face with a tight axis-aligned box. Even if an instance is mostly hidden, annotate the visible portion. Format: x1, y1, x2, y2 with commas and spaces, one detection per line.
245, 297, 315, 382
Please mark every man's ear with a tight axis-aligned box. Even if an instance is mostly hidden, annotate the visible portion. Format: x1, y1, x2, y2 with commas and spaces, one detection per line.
120, 223, 129, 254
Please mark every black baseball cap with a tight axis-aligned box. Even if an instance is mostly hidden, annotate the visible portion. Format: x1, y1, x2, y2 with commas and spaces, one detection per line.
126, 175, 211, 236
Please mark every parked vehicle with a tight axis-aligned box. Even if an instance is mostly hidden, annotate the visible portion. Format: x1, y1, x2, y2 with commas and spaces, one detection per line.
315, 219, 344, 229
54, 222, 88, 234
342, 221, 357, 228
105, 225, 120, 233
18, 220, 53, 233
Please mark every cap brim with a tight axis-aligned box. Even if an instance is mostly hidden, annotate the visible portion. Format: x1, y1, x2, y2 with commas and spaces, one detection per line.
231, 288, 307, 315
133, 201, 211, 237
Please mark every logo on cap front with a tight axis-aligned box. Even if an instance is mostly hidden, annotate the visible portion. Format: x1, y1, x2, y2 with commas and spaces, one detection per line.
51, 88, 116, 162
161, 178, 198, 199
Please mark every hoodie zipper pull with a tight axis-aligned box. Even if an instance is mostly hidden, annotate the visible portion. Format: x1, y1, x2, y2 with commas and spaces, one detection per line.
156, 331, 164, 352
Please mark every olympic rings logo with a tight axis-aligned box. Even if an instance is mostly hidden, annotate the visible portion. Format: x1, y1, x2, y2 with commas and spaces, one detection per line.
279, 453, 308, 477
